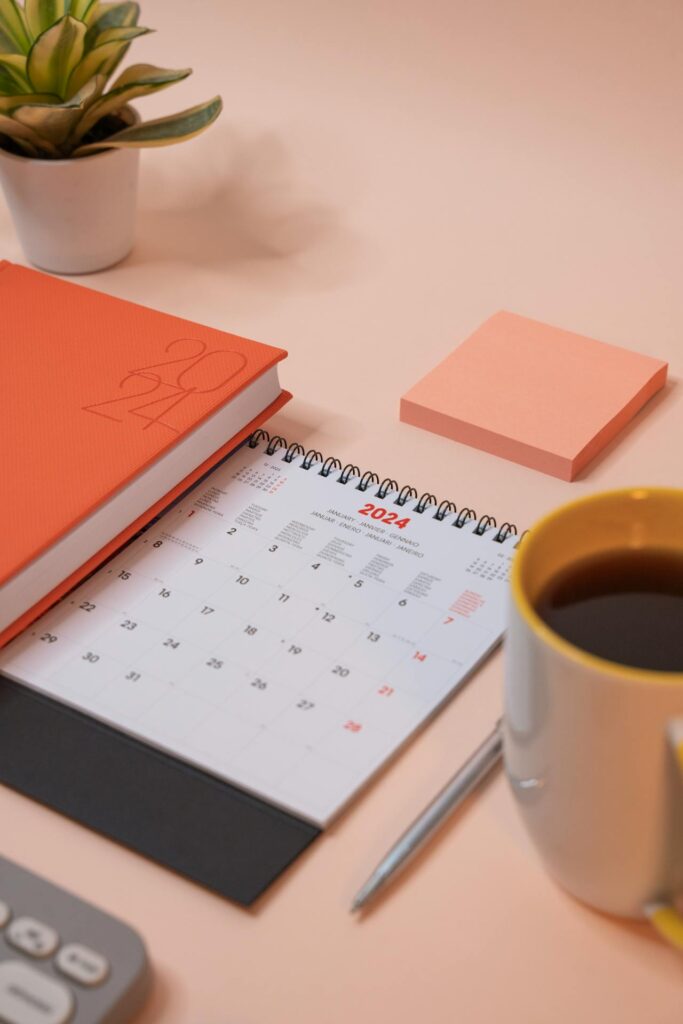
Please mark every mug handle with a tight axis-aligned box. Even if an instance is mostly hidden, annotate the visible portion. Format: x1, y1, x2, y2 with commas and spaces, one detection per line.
643, 719, 683, 951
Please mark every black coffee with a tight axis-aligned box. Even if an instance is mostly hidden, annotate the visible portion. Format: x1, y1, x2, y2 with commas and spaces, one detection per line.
535, 549, 683, 672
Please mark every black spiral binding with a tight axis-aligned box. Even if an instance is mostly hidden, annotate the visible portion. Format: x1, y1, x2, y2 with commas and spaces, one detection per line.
247, 430, 521, 544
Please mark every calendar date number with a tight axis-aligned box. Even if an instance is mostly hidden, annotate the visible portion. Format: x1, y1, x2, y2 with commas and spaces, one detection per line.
358, 504, 410, 528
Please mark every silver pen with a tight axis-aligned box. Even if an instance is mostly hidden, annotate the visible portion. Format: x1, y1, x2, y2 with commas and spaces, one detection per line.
351, 719, 504, 912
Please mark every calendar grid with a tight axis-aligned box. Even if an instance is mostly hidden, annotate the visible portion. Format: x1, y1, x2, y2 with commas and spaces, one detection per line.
0, 433, 518, 826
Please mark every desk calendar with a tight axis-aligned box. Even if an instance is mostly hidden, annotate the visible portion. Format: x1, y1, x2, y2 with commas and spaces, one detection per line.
0, 433, 518, 828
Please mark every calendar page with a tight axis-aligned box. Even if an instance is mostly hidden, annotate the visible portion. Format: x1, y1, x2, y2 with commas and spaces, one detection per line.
0, 439, 517, 826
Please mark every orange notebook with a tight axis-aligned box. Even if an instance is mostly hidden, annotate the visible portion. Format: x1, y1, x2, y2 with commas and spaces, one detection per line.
400, 311, 667, 480
0, 261, 290, 647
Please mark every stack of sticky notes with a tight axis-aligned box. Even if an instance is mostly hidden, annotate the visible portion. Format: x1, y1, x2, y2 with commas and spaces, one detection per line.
400, 311, 667, 480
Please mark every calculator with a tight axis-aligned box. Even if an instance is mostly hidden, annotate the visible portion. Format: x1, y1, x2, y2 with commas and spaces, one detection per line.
0, 855, 150, 1023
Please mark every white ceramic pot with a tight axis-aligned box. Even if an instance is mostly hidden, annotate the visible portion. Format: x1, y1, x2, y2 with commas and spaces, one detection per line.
0, 141, 139, 274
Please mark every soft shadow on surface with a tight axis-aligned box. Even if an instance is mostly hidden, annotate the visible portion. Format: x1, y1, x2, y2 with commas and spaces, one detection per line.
575, 376, 677, 480
123, 126, 359, 292
267, 400, 369, 451
134, 965, 172, 1024
578, 900, 671, 950
348, 766, 502, 920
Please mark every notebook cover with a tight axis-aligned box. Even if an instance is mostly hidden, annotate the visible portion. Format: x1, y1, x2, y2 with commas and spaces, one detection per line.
400, 311, 668, 480
0, 390, 291, 648
0, 675, 319, 906
0, 259, 290, 645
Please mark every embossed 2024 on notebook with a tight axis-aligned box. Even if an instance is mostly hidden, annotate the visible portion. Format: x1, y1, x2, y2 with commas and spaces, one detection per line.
0, 261, 289, 646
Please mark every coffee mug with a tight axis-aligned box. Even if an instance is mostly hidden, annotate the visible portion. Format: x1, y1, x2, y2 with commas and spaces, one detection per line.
504, 487, 683, 946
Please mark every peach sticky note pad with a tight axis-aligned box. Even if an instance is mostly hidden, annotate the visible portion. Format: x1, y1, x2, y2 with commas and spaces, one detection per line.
400, 312, 667, 480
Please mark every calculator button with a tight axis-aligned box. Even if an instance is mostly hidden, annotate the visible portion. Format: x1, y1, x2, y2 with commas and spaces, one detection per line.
0, 899, 10, 927
55, 943, 109, 987
6, 917, 59, 958
0, 960, 74, 1024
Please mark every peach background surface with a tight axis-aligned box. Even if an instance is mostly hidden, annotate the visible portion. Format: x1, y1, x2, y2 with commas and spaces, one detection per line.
1, 1, 682, 1021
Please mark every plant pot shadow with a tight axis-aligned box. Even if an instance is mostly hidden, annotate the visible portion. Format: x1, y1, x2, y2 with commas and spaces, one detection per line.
123, 126, 361, 295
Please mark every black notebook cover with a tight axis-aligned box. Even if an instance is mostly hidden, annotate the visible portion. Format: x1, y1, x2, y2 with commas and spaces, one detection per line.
0, 675, 319, 906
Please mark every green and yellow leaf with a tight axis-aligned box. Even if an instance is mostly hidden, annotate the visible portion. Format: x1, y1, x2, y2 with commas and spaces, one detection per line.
0, 25, 15, 53
85, 1, 139, 39
25, 0, 70, 41
0, 110, 59, 155
27, 15, 86, 97
0, 90, 57, 112
75, 62, 190, 139
110, 61, 191, 94
0, 0, 30, 54
0, 3, 222, 160
69, 0, 99, 21
0, 52, 28, 89
13, 76, 102, 146
74, 95, 223, 154
0, 130, 37, 155
0, 64, 21, 93
67, 26, 148, 96
91, 24, 149, 47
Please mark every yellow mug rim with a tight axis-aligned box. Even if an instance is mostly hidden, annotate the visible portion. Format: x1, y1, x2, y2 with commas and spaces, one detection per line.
511, 486, 683, 685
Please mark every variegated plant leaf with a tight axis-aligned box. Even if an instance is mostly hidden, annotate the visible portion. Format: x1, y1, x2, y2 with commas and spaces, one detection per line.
0, 25, 15, 53
0, 3, 223, 160
74, 95, 223, 154
69, 0, 99, 20
109, 61, 190, 94
0, 65, 20, 93
0, 129, 37, 155
0, 0, 30, 54
25, 0, 71, 42
67, 26, 148, 96
0, 90, 58, 112
75, 63, 190, 140
85, 1, 139, 40
27, 15, 87, 98
0, 110, 59, 155
12, 75, 103, 146
92, 25, 149, 47
0, 52, 29, 90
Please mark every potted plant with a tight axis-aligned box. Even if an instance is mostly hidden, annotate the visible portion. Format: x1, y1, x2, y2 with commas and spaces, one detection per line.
0, 0, 222, 273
